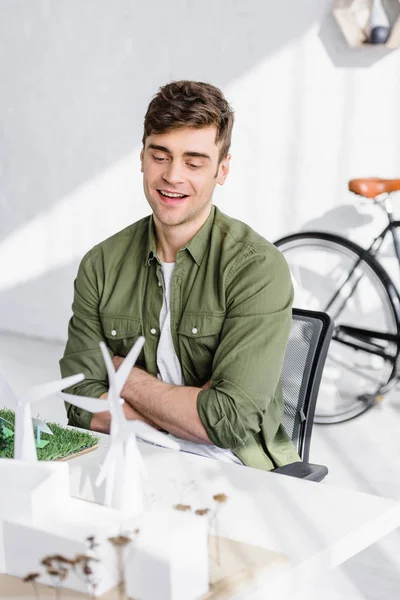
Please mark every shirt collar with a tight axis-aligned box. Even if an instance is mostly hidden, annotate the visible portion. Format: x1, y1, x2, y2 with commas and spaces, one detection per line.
144, 215, 158, 267
144, 205, 216, 267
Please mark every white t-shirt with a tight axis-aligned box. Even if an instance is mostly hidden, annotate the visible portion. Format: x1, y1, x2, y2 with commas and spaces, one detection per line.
156, 261, 242, 465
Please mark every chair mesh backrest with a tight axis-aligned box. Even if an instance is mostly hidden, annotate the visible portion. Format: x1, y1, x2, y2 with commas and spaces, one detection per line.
280, 315, 323, 454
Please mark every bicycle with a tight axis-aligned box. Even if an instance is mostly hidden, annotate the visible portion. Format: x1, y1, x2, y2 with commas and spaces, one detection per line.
274, 177, 400, 424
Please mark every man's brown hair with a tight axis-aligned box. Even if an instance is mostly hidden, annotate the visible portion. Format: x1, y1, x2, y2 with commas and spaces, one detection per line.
143, 80, 234, 163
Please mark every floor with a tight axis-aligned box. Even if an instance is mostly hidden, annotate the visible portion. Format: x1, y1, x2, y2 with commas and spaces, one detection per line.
1, 330, 400, 599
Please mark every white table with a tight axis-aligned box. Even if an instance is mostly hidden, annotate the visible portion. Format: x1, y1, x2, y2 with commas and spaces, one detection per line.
66, 434, 400, 599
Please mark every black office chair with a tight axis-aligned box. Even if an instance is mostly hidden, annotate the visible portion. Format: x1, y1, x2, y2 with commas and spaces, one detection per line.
273, 308, 333, 482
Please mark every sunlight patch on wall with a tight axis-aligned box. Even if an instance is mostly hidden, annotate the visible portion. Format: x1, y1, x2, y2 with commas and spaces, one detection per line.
0, 150, 146, 292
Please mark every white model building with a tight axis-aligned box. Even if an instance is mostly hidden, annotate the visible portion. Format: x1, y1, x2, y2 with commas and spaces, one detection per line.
125, 509, 209, 600
0, 459, 130, 595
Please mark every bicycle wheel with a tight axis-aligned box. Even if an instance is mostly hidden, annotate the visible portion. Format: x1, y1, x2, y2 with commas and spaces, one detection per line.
275, 231, 400, 423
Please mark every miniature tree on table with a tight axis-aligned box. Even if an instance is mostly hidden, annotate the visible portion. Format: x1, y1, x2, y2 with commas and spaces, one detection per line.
32, 418, 53, 449
0, 371, 84, 462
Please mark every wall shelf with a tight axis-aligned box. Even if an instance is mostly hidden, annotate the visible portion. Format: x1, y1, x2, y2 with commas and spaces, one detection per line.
333, 0, 400, 47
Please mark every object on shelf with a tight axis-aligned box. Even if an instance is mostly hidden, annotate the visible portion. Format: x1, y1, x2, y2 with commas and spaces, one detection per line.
333, 0, 400, 48
369, 0, 391, 42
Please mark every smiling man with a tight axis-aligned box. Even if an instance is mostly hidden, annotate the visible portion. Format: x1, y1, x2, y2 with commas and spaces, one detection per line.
60, 80, 300, 470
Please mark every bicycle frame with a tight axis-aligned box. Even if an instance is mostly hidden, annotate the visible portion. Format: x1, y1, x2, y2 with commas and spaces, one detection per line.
324, 196, 400, 388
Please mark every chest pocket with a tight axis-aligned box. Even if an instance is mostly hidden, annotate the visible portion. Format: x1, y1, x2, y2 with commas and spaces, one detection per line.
101, 315, 143, 359
177, 313, 225, 383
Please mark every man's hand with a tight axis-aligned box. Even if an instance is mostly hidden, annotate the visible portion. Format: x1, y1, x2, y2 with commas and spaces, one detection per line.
89, 392, 161, 434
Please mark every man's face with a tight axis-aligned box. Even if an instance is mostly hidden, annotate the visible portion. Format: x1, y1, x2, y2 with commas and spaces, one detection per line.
141, 126, 230, 228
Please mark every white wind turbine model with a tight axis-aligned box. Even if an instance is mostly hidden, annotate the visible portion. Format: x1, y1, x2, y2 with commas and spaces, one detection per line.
0, 371, 85, 462
62, 337, 180, 515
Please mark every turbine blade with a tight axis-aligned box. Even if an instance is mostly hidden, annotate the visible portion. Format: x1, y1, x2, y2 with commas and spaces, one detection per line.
61, 393, 109, 413
99, 342, 116, 393
20, 373, 85, 405
99, 341, 123, 422
131, 421, 180, 450
0, 370, 17, 403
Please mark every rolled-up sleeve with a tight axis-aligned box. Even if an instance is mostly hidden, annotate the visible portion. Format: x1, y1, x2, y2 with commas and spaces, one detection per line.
196, 246, 293, 449
59, 251, 108, 429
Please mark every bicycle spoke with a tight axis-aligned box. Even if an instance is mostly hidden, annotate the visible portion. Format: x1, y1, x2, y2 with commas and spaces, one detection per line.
276, 232, 400, 422
327, 353, 388, 386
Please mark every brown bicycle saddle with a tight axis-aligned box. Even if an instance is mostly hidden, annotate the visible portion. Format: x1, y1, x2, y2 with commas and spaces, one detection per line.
349, 178, 400, 199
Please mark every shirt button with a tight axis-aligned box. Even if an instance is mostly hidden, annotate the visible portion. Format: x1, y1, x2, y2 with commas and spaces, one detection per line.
150, 328, 157, 335
192, 327, 198, 334
111, 330, 117, 336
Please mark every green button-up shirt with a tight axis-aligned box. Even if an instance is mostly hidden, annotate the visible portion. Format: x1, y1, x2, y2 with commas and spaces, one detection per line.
60, 205, 300, 471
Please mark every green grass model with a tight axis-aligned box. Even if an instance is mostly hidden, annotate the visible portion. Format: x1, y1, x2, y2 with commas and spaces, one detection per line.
0, 408, 98, 461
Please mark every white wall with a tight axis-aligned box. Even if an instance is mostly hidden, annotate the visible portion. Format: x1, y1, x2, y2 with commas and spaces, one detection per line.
1, 0, 400, 341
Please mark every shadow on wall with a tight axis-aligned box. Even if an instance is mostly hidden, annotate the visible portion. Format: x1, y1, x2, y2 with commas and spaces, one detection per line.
0, 0, 332, 340
300, 204, 373, 235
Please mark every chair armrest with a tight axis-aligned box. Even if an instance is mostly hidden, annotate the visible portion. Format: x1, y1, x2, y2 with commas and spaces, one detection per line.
273, 461, 328, 482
